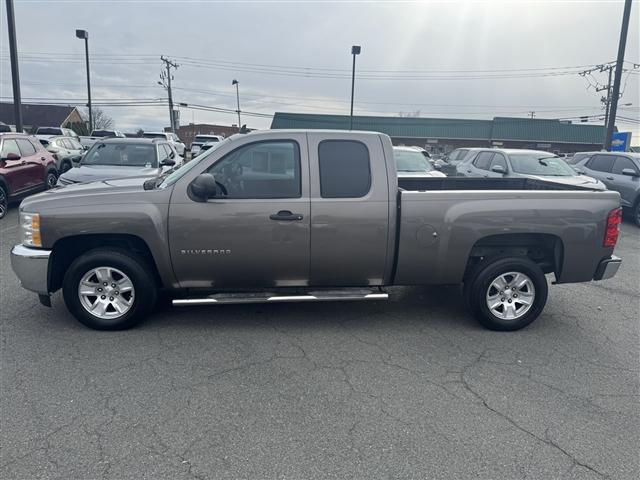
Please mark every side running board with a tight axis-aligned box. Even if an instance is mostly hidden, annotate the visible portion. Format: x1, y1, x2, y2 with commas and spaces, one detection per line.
172, 289, 388, 306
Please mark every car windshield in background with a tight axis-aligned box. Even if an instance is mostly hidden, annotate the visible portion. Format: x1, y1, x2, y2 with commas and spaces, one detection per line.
194, 136, 219, 142
509, 153, 576, 176
394, 150, 434, 172
92, 131, 116, 137
142, 133, 167, 139
36, 127, 61, 135
82, 143, 157, 167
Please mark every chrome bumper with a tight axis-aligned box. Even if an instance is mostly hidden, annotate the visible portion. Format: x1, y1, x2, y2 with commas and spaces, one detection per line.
593, 255, 621, 281
10, 245, 51, 295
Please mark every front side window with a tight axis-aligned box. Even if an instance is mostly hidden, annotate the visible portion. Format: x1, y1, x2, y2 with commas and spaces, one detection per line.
611, 156, 638, 175
158, 144, 169, 162
1, 139, 21, 158
319, 140, 371, 198
473, 152, 494, 170
206, 140, 301, 199
82, 143, 157, 167
587, 155, 615, 173
16, 138, 36, 156
490, 154, 508, 170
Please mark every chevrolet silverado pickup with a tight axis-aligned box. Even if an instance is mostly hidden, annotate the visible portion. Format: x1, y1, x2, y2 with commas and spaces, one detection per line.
11, 130, 622, 331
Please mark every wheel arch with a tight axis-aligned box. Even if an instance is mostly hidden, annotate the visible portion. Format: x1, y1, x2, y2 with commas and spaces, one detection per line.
49, 234, 163, 293
464, 232, 564, 281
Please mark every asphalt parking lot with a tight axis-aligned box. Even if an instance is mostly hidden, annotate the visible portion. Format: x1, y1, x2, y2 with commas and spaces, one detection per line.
1, 206, 638, 480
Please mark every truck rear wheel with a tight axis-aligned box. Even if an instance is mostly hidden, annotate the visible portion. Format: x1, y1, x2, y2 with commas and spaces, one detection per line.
465, 256, 548, 331
62, 248, 157, 330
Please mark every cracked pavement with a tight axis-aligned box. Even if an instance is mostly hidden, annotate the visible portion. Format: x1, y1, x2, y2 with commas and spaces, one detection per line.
1, 207, 638, 479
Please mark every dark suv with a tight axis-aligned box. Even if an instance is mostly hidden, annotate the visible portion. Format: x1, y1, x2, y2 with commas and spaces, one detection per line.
0, 133, 58, 219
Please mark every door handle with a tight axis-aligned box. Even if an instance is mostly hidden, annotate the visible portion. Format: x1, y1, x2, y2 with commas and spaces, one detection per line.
269, 210, 303, 221
41, 157, 47, 161
606, 177, 614, 180
21, 160, 26, 165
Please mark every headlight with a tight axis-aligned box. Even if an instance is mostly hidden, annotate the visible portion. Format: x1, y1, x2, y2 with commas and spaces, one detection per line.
20, 212, 42, 247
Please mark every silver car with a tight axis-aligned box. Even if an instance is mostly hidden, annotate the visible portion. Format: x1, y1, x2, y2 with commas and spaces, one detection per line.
572, 152, 640, 225
458, 149, 606, 190
57, 138, 180, 186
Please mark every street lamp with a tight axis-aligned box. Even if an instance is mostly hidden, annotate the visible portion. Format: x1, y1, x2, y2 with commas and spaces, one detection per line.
232, 79, 241, 131
350, 45, 361, 130
75, 29, 92, 133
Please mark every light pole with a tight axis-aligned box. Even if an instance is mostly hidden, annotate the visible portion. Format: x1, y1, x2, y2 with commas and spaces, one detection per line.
350, 45, 361, 130
6, 0, 22, 132
232, 79, 241, 131
75, 29, 92, 133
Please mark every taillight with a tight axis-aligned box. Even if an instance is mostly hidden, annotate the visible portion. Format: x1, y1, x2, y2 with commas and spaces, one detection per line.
603, 208, 622, 247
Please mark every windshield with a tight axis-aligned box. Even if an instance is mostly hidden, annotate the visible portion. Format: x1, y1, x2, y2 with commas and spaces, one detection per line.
36, 127, 61, 135
509, 153, 576, 176
82, 143, 157, 167
142, 133, 167, 139
159, 137, 231, 188
394, 149, 434, 172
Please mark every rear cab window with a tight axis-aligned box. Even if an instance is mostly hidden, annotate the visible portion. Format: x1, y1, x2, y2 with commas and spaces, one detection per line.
318, 140, 371, 198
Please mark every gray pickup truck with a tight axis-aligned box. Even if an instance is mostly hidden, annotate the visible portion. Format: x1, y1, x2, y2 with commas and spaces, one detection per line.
11, 130, 622, 331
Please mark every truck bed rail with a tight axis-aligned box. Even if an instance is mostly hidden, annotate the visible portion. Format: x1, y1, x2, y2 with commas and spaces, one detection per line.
398, 177, 600, 192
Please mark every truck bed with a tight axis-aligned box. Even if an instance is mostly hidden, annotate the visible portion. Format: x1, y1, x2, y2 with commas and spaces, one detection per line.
398, 177, 600, 192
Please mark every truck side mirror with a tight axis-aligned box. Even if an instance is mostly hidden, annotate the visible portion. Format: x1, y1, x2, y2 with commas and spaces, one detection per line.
491, 164, 506, 174
189, 173, 217, 201
622, 168, 639, 177
161, 158, 176, 167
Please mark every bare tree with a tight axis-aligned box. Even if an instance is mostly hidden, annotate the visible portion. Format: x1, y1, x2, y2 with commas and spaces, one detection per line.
87, 107, 114, 130
398, 110, 422, 118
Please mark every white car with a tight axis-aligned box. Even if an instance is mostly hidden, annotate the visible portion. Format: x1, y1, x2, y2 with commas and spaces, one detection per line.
190, 134, 224, 158
393, 146, 447, 178
142, 131, 186, 157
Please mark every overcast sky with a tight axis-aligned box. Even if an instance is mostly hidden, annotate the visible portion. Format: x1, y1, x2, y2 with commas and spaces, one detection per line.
1, 0, 638, 139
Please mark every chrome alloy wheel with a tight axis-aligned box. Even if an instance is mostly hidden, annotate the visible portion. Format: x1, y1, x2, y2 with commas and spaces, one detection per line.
46, 173, 57, 189
78, 267, 135, 319
485, 271, 535, 320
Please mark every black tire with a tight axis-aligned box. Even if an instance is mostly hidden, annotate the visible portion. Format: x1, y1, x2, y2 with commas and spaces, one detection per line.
0, 185, 7, 220
45, 169, 58, 190
465, 256, 548, 331
60, 161, 72, 174
62, 248, 157, 330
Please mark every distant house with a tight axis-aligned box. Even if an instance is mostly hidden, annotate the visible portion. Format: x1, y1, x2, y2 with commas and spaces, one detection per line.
0, 102, 84, 133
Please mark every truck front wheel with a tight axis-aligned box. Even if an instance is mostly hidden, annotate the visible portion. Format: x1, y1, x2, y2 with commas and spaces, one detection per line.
62, 248, 157, 330
465, 257, 548, 331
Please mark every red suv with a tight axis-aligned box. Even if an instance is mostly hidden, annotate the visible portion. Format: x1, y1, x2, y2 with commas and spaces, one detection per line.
0, 133, 58, 219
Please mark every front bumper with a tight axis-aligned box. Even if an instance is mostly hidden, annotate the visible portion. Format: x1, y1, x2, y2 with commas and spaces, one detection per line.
593, 255, 622, 281
10, 245, 51, 295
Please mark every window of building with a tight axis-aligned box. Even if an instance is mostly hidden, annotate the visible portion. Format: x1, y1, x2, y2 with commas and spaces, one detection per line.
318, 140, 371, 198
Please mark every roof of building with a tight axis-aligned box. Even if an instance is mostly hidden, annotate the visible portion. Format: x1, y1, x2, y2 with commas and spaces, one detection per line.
271, 112, 608, 145
0, 102, 79, 128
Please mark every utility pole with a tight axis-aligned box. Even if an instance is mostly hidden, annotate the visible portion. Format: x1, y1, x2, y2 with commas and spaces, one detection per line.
159, 56, 179, 133
232, 79, 241, 131
75, 29, 92, 133
5, 0, 23, 132
605, 0, 633, 151
350, 45, 361, 130
601, 65, 614, 145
